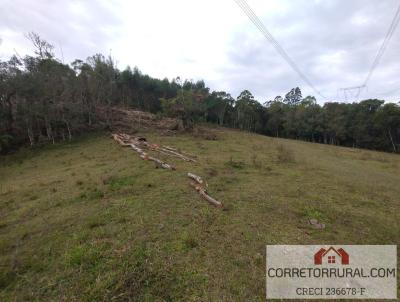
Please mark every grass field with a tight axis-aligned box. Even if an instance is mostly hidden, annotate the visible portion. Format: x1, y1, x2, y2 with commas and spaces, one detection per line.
0, 127, 399, 301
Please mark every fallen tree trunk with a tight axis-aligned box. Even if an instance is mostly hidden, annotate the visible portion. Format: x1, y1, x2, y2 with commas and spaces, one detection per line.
145, 141, 196, 162
129, 143, 144, 154
112, 134, 130, 146
147, 155, 175, 170
112, 133, 175, 170
189, 181, 223, 208
114, 133, 196, 163
188, 173, 221, 208
160, 147, 197, 162
163, 146, 197, 159
163, 145, 178, 152
187, 172, 207, 187
113, 133, 222, 206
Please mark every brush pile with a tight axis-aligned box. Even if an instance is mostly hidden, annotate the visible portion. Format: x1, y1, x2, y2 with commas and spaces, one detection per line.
100, 107, 183, 132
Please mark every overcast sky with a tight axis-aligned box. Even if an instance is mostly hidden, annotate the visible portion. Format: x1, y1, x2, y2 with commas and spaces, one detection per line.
1, 0, 399, 103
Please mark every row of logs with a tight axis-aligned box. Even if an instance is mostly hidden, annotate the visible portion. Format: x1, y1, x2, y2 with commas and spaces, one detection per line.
112, 134, 175, 170
112, 133, 223, 208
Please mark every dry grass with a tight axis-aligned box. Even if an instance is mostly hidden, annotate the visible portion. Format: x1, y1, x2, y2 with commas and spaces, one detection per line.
0, 129, 399, 301
276, 143, 295, 163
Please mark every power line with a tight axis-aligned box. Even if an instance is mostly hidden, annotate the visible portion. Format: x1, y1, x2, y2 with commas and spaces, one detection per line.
347, 3, 400, 101
339, 85, 366, 102
363, 2, 400, 87
235, 0, 326, 99
337, 1, 400, 102
234, 0, 327, 99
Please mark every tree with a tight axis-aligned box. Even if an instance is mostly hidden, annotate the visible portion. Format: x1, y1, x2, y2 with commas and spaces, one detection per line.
265, 100, 285, 137
374, 103, 400, 152
26, 32, 54, 59
1, 33, 399, 154
284, 87, 302, 105
206, 91, 234, 126
350, 99, 384, 148
235, 90, 263, 131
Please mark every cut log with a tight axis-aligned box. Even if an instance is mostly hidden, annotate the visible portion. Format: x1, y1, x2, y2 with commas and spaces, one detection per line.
163, 146, 197, 160
113, 133, 196, 163
113, 133, 222, 206
189, 182, 222, 208
112, 134, 130, 146
112, 133, 175, 170
148, 156, 175, 170
139, 153, 149, 160
160, 147, 197, 162
130, 144, 144, 154
163, 145, 178, 152
149, 143, 160, 151
187, 172, 207, 187
119, 133, 135, 144
187, 172, 203, 184
199, 189, 223, 208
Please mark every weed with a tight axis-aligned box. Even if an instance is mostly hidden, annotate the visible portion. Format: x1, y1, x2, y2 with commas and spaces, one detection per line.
226, 156, 245, 169
0, 270, 16, 290
264, 165, 272, 172
181, 233, 198, 250
87, 217, 106, 229
205, 167, 218, 177
109, 176, 136, 191
276, 144, 295, 163
65, 245, 102, 268
303, 205, 324, 221
65, 246, 85, 266
251, 154, 262, 169
87, 188, 104, 199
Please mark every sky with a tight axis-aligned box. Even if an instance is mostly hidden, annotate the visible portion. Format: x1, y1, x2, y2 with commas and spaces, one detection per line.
0, 0, 399, 104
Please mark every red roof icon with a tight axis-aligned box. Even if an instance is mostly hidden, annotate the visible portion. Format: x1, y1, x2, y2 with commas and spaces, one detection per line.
314, 247, 349, 265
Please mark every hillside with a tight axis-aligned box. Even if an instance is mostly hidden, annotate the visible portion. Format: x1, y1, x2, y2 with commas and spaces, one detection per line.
0, 128, 399, 301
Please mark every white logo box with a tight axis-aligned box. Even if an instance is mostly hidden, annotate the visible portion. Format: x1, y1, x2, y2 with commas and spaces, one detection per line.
266, 245, 397, 299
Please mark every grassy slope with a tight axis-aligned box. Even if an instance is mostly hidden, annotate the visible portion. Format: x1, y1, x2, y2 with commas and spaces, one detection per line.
0, 128, 399, 301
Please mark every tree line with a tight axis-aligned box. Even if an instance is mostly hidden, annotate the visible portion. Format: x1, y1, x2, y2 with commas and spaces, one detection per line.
1, 33, 399, 153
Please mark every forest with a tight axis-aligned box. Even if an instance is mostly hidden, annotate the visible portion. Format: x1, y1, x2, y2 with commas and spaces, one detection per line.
1, 33, 399, 154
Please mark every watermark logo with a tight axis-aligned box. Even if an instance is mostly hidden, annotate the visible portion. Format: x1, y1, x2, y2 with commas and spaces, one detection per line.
266, 245, 397, 299
314, 246, 349, 265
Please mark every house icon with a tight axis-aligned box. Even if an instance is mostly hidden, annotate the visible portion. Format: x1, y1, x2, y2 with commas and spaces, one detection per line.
314, 247, 349, 265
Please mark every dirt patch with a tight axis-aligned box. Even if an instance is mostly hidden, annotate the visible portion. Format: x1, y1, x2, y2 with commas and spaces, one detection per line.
96, 107, 183, 133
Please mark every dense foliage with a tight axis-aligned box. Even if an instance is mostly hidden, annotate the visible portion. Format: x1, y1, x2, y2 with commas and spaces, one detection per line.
1, 34, 399, 153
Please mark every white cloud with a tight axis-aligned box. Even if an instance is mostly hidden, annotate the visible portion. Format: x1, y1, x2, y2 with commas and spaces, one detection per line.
0, 0, 399, 103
